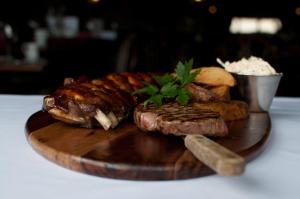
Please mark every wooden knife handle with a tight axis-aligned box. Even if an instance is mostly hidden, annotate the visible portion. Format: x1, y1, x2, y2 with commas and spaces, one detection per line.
184, 134, 245, 176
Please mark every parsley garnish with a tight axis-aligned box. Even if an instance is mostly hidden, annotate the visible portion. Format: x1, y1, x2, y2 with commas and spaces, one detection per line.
132, 58, 200, 107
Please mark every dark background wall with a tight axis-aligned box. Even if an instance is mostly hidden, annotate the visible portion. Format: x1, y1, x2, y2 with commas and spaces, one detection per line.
0, 0, 299, 96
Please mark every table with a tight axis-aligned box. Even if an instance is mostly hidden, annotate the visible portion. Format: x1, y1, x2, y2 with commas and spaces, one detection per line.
0, 59, 48, 94
0, 59, 47, 73
1, 95, 300, 199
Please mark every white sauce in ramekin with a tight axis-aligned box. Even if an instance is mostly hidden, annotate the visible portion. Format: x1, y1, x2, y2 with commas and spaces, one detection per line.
217, 56, 278, 76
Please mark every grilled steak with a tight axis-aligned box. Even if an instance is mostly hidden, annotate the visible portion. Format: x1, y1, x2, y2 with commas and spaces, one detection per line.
134, 103, 228, 137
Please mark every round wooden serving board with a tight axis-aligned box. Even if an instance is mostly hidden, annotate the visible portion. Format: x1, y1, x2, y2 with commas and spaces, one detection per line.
25, 111, 271, 180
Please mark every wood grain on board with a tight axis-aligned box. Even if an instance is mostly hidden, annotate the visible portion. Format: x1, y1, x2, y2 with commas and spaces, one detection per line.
25, 111, 271, 180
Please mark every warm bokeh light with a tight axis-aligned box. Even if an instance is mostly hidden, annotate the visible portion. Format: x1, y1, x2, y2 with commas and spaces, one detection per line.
295, 7, 300, 16
88, 0, 101, 4
208, 5, 217, 14
194, 0, 203, 2
229, 17, 282, 34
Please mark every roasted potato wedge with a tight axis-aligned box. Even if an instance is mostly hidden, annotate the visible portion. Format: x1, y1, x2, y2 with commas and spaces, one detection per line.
192, 67, 236, 87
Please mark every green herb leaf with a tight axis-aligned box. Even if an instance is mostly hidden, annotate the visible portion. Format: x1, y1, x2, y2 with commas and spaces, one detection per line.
132, 84, 159, 96
185, 69, 200, 85
132, 58, 199, 107
149, 94, 163, 107
132, 87, 148, 95
176, 88, 190, 105
143, 94, 163, 107
146, 85, 159, 95
184, 58, 194, 72
160, 82, 178, 98
175, 58, 196, 86
175, 61, 187, 85
143, 99, 151, 107
154, 74, 174, 86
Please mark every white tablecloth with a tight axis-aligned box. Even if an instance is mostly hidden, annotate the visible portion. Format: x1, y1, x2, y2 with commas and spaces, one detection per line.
1, 95, 300, 199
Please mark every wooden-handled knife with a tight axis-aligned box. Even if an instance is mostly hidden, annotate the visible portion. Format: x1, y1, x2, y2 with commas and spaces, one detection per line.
184, 134, 245, 176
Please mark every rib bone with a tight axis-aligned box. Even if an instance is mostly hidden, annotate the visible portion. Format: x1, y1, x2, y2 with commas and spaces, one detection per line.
107, 112, 119, 128
94, 109, 112, 130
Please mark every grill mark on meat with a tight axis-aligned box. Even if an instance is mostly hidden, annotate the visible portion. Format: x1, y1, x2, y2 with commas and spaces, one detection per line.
80, 83, 124, 113
92, 78, 135, 107
120, 72, 145, 90
106, 73, 134, 93
138, 103, 218, 117
159, 113, 219, 122
137, 72, 157, 84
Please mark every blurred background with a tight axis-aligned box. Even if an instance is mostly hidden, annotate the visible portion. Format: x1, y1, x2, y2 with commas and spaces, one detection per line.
0, 0, 299, 95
